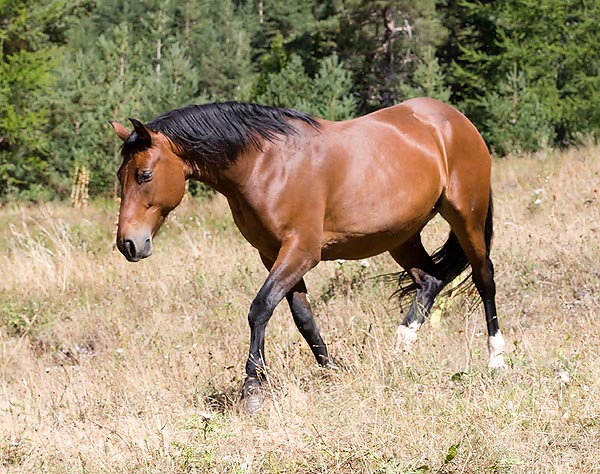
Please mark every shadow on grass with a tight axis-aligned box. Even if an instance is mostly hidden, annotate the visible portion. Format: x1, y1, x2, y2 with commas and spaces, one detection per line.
204, 385, 240, 414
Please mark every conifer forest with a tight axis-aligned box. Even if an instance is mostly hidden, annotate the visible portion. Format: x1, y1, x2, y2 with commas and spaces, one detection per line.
1, 0, 599, 200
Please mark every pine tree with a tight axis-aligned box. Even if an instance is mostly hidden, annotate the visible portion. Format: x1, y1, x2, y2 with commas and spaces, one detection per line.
50, 4, 202, 196
253, 50, 356, 120
445, 0, 600, 153
189, 0, 256, 101
0, 0, 69, 199
302, 54, 358, 120
399, 46, 451, 102
250, 0, 341, 77
336, 0, 449, 112
481, 66, 553, 155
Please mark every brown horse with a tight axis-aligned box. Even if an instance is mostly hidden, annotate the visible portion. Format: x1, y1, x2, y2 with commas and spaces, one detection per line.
111, 98, 507, 413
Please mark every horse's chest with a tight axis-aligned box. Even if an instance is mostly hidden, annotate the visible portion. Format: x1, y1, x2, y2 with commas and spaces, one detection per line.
227, 198, 281, 259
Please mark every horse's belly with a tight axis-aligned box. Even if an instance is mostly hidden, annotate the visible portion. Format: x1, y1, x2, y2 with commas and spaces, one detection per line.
320, 214, 434, 260
320, 171, 441, 260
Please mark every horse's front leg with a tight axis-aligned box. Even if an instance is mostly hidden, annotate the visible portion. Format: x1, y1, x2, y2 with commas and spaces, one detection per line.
243, 240, 319, 413
286, 280, 339, 369
260, 254, 335, 370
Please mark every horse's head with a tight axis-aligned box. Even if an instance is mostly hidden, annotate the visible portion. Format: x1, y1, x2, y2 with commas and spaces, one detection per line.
111, 119, 187, 262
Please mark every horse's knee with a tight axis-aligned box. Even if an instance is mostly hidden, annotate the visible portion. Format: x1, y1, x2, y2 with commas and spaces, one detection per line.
248, 294, 276, 327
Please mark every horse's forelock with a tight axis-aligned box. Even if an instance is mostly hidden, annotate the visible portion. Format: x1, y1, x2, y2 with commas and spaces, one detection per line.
121, 131, 151, 158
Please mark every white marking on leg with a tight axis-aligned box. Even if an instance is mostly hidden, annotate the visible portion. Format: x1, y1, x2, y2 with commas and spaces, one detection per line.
487, 331, 507, 369
395, 322, 421, 353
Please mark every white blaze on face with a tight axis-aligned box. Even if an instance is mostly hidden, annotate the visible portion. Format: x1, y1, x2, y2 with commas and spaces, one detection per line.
395, 321, 421, 352
487, 331, 507, 369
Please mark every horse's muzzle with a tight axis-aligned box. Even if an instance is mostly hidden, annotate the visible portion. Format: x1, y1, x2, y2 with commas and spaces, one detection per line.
117, 235, 153, 262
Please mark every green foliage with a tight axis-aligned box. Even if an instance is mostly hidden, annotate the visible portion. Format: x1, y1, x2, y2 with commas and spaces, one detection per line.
448, 0, 600, 152
254, 48, 356, 120
400, 46, 451, 102
444, 442, 460, 464
481, 67, 554, 155
337, 0, 449, 110
4, 0, 600, 200
303, 54, 358, 120
187, 0, 256, 101
50, 24, 203, 195
0, 0, 69, 200
250, 1, 341, 76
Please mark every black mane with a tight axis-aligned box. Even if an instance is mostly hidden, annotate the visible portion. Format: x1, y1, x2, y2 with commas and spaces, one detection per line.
123, 102, 319, 170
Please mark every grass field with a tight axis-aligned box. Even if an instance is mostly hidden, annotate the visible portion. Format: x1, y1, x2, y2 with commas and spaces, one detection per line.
1, 147, 599, 473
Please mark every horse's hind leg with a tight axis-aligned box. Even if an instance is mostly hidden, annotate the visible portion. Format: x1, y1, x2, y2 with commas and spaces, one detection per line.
389, 236, 444, 352
457, 232, 506, 368
440, 200, 507, 369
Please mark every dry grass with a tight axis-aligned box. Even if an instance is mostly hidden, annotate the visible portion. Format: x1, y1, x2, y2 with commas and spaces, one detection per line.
1, 147, 599, 473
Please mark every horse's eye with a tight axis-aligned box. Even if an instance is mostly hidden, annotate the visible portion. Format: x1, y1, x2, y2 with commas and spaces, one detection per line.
137, 170, 153, 184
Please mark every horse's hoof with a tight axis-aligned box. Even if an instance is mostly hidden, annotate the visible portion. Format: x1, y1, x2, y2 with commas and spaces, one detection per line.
323, 357, 342, 371
488, 354, 508, 370
244, 392, 264, 413
242, 378, 264, 414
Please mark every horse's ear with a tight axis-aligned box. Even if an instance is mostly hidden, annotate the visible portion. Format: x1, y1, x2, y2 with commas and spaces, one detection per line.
110, 121, 131, 142
129, 118, 152, 146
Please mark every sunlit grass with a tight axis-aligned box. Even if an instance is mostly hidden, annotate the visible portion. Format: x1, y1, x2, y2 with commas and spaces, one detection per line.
1, 147, 599, 472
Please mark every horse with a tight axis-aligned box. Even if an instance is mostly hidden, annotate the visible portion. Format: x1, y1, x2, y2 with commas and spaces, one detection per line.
110, 98, 507, 413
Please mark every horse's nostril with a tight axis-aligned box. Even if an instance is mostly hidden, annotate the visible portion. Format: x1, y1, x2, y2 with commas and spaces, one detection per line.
143, 238, 152, 255
124, 239, 136, 259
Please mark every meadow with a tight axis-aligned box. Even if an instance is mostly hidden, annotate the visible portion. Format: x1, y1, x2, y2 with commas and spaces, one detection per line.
1, 147, 599, 473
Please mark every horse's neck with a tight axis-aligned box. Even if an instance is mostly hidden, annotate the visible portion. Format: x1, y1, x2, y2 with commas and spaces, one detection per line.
185, 147, 260, 198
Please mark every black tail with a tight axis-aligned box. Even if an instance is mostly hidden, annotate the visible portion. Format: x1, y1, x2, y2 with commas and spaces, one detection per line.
394, 189, 494, 305
484, 189, 494, 257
